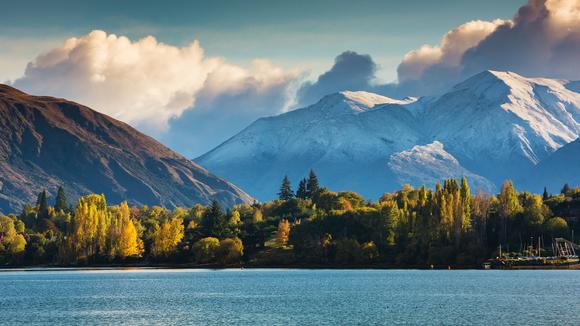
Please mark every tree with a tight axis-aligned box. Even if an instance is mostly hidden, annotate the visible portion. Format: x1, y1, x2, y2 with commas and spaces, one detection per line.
54, 186, 68, 212
542, 187, 550, 201
0, 215, 27, 255
192, 237, 220, 263
217, 238, 244, 265
360, 241, 379, 262
497, 180, 522, 241
306, 170, 320, 198
36, 190, 49, 220
151, 217, 184, 257
561, 183, 571, 195
251, 208, 263, 223
276, 219, 291, 245
278, 176, 294, 201
201, 200, 228, 238
544, 217, 568, 237
108, 202, 143, 259
459, 176, 471, 232
296, 178, 308, 199
70, 194, 111, 260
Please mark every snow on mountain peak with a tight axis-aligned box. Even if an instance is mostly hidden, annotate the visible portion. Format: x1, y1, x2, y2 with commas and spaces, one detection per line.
339, 90, 415, 108
388, 141, 495, 192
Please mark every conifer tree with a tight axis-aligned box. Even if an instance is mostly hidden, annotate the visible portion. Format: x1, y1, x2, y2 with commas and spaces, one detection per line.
201, 200, 228, 238
306, 170, 319, 198
561, 183, 570, 195
36, 190, 49, 220
278, 176, 294, 200
296, 179, 308, 199
542, 187, 550, 201
54, 186, 68, 212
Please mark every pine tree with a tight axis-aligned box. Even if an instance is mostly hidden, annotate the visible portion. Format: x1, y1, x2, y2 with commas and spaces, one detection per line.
306, 170, 319, 198
561, 183, 570, 195
36, 190, 49, 220
542, 187, 550, 201
201, 200, 228, 238
278, 176, 294, 200
54, 186, 68, 212
296, 178, 308, 199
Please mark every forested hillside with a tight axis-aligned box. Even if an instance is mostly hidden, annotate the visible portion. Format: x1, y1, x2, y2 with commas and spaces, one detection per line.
1, 173, 578, 268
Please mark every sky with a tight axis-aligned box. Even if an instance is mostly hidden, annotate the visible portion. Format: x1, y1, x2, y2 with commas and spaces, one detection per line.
2, 0, 579, 157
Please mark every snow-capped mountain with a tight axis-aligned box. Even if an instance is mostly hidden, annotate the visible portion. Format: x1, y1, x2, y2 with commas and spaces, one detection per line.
388, 141, 495, 192
419, 71, 579, 183
196, 71, 580, 200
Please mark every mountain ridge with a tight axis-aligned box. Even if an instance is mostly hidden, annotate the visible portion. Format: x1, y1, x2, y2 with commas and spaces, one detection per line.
0, 84, 253, 213
196, 70, 579, 200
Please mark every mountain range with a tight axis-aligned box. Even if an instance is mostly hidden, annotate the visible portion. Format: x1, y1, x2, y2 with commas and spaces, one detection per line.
196, 70, 579, 200
0, 85, 252, 213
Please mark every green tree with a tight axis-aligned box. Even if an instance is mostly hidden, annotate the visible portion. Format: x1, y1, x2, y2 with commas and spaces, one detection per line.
54, 186, 68, 212
36, 190, 49, 220
306, 170, 319, 199
201, 200, 229, 238
278, 176, 294, 201
542, 187, 550, 201
296, 178, 308, 199
561, 183, 571, 195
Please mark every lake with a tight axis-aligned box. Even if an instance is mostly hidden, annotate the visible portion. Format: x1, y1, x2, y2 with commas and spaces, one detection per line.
0, 269, 578, 325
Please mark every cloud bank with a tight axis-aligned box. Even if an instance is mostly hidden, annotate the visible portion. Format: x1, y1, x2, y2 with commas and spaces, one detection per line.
9, 0, 580, 158
396, 0, 580, 95
302, 0, 580, 98
14, 30, 298, 140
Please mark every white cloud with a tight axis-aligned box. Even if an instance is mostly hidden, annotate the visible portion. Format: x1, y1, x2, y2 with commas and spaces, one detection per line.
397, 19, 506, 82
395, 0, 580, 95
13, 30, 298, 134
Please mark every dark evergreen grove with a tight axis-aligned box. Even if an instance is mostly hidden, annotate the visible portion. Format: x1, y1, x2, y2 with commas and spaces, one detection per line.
1, 173, 578, 268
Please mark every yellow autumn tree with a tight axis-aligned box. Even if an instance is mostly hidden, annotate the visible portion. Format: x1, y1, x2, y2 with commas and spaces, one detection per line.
151, 218, 184, 257
71, 194, 111, 260
276, 219, 290, 245
108, 202, 143, 259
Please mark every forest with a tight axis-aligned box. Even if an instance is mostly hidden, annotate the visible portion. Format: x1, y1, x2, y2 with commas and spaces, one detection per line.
0, 171, 578, 268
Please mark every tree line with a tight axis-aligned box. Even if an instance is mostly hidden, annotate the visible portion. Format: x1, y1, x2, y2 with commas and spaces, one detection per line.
0, 172, 578, 267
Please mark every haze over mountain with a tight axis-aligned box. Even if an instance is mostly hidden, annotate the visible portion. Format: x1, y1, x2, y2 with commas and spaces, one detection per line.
196, 70, 580, 200
0, 85, 252, 213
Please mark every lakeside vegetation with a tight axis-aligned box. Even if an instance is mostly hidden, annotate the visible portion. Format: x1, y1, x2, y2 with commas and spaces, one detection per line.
0, 171, 578, 268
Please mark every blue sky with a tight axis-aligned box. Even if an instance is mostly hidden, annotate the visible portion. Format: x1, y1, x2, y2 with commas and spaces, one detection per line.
3, 0, 579, 158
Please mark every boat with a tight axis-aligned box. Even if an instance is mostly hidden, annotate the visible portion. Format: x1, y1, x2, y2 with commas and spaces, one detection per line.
484, 238, 580, 270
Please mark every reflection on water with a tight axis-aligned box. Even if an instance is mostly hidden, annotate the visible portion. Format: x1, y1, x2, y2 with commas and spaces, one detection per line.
1, 269, 578, 325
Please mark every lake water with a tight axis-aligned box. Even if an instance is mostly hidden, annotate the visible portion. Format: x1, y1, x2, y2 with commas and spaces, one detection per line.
0, 269, 578, 325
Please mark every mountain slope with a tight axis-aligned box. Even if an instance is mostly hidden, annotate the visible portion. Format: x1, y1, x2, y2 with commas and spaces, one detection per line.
420, 70, 579, 182
388, 141, 495, 192
196, 91, 422, 199
196, 71, 579, 200
520, 138, 580, 193
0, 85, 252, 213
